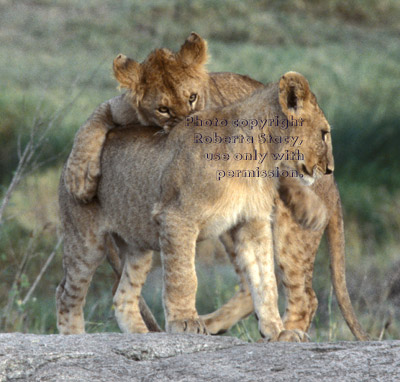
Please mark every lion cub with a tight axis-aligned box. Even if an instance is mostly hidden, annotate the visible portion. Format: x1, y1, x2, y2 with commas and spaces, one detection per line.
61, 33, 368, 341
57, 71, 334, 341
65, 33, 262, 203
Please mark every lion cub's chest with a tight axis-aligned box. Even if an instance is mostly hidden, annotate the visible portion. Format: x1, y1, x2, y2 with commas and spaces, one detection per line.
198, 180, 276, 240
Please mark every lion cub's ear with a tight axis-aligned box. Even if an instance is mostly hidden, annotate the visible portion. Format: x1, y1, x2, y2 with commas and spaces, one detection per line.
279, 72, 313, 119
177, 32, 208, 68
113, 54, 142, 91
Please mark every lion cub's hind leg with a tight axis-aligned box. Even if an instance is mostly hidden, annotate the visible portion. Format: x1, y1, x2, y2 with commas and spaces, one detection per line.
112, 244, 154, 334
106, 236, 161, 333
201, 231, 254, 334
274, 198, 322, 337
202, 286, 253, 335
56, 226, 107, 335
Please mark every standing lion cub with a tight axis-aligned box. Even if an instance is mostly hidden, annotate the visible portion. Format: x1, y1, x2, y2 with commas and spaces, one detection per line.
58, 71, 334, 341
60, 33, 368, 340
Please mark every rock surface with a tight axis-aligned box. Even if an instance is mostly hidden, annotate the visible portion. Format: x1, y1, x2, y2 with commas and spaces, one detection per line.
0, 333, 399, 381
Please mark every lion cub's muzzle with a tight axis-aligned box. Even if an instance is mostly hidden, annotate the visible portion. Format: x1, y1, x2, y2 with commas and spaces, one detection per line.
325, 167, 333, 175
322, 156, 334, 175
300, 161, 334, 186
314, 161, 335, 178
312, 155, 335, 177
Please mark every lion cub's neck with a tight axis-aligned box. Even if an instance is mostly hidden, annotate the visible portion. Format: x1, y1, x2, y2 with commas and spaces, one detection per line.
203, 84, 302, 170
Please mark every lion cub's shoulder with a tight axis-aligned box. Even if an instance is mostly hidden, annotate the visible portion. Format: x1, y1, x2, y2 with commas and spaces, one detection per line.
209, 72, 264, 106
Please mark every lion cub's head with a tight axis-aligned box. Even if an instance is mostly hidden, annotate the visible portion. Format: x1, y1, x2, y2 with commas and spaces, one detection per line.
278, 72, 334, 185
113, 32, 209, 131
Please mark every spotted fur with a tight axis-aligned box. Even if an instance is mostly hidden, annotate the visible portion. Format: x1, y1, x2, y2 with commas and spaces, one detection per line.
57, 71, 336, 341
58, 33, 368, 341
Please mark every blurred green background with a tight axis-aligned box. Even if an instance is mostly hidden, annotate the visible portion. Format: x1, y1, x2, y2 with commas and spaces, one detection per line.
1, 0, 400, 341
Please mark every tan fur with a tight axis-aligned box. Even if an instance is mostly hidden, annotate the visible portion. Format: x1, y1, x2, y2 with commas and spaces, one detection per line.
205, 173, 370, 341
106, 234, 161, 332
64, 33, 260, 202
57, 71, 334, 341
59, 33, 368, 341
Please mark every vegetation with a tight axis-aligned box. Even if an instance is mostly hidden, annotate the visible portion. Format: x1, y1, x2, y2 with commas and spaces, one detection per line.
1, 0, 399, 341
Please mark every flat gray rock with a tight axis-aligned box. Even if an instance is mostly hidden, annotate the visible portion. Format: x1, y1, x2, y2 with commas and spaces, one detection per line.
0, 333, 399, 381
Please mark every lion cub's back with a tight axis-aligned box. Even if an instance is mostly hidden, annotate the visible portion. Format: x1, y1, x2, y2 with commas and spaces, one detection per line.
99, 124, 170, 202
97, 126, 171, 247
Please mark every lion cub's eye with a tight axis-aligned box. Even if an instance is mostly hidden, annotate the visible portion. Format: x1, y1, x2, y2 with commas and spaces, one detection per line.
322, 130, 329, 141
158, 106, 169, 114
189, 93, 197, 104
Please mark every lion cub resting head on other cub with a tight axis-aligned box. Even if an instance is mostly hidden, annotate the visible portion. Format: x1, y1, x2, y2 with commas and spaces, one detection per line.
57, 69, 333, 341
64, 32, 262, 203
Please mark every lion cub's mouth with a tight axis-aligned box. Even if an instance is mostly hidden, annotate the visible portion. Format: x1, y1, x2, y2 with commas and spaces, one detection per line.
298, 164, 325, 186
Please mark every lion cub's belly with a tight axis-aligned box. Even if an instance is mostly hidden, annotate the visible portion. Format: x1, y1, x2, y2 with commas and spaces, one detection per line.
198, 183, 274, 240
104, 179, 275, 250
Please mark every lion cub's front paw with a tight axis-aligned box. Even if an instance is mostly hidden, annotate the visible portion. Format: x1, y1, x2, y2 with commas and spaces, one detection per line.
64, 158, 101, 203
279, 183, 328, 231
167, 318, 209, 335
291, 198, 328, 231
259, 329, 310, 343
276, 329, 310, 342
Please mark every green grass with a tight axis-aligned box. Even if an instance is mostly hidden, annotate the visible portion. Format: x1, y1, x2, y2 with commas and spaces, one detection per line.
1, 0, 400, 340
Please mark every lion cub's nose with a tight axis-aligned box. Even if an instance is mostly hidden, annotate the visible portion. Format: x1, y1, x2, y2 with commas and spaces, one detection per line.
325, 165, 334, 175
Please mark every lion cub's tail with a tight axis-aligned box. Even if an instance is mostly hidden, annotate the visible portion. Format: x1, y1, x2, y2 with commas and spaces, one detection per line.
326, 192, 370, 341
